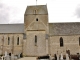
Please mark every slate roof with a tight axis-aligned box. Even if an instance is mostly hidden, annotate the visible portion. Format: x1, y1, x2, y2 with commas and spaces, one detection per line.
25, 5, 48, 15
0, 23, 80, 35
0, 24, 24, 33
49, 23, 80, 35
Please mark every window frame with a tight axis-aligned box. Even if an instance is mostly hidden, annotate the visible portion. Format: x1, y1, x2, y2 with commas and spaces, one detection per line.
79, 37, 80, 46
60, 37, 64, 47
35, 35, 37, 46
8, 37, 10, 45
17, 37, 19, 45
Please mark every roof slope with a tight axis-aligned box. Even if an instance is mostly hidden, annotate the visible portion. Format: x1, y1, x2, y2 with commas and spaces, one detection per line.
25, 5, 48, 15
0, 24, 24, 33
49, 23, 80, 35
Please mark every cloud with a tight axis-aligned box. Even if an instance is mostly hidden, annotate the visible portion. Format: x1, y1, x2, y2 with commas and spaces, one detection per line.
75, 5, 80, 18
0, 3, 10, 24
0, 3, 3, 8
0, 1, 24, 24
1, 0, 80, 23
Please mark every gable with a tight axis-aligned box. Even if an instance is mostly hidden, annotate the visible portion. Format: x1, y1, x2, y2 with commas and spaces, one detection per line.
26, 18, 47, 31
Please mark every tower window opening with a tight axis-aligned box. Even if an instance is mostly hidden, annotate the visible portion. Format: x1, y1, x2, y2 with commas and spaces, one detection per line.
36, 18, 38, 21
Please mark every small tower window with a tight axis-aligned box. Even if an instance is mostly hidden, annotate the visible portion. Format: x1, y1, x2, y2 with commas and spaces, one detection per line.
36, 18, 38, 21
79, 37, 80, 46
8, 37, 10, 45
17, 37, 19, 45
60, 37, 64, 47
35, 35, 37, 46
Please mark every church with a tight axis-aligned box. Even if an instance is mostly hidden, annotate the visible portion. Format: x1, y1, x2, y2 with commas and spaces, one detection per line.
0, 5, 80, 57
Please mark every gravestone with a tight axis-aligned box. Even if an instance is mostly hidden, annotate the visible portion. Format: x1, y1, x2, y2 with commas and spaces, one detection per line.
18, 54, 20, 59
49, 54, 52, 60
79, 56, 80, 60
57, 51, 59, 60
11, 54, 14, 60
60, 53, 63, 60
1, 56, 4, 60
5, 51, 7, 57
6, 55, 10, 60
66, 53, 69, 60
57, 53, 59, 60
14, 56, 18, 60
54, 54, 57, 60
3, 57, 6, 60
79, 54, 80, 60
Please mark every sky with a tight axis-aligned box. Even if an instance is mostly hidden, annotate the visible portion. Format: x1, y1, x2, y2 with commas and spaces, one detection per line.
0, 0, 80, 24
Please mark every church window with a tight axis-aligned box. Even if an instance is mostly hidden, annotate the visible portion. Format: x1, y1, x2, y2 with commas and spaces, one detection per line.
60, 37, 64, 47
35, 35, 37, 46
8, 37, 10, 45
79, 37, 80, 46
34, 10, 37, 14
17, 37, 19, 45
36, 18, 38, 21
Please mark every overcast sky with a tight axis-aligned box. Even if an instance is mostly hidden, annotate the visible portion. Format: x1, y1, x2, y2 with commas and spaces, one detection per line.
0, 0, 80, 24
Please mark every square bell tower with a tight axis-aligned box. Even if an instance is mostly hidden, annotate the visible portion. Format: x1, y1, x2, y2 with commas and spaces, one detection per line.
24, 5, 49, 56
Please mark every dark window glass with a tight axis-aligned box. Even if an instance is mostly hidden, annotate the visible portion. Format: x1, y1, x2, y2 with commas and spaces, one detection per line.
60, 37, 63, 47
17, 37, 19, 45
79, 37, 80, 46
8, 37, 10, 45
35, 35, 37, 46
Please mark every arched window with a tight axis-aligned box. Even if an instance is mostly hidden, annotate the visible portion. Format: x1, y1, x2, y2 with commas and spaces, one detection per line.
60, 37, 63, 47
8, 37, 10, 45
34, 10, 37, 14
17, 37, 19, 45
35, 35, 37, 46
79, 37, 80, 46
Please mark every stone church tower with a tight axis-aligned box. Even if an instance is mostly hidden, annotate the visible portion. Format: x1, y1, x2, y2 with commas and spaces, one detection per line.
24, 5, 49, 56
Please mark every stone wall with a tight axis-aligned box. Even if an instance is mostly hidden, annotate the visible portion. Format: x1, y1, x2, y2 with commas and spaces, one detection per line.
23, 39, 26, 56
0, 34, 23, 55
49, 35, 80, 56
26, 31, 46, 56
